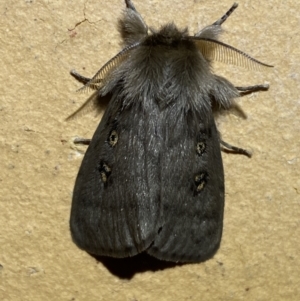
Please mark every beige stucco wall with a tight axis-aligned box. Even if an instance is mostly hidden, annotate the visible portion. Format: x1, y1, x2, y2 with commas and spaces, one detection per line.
1, 0, 299, 300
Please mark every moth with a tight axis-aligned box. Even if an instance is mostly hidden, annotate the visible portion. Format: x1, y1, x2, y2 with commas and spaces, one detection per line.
69, 0, 272, 262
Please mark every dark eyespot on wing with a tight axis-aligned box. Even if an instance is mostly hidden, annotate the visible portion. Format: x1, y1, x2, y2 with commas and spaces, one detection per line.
194, 172, 208, 193
108, 130, 119, 147
98, 161, 112, 184
196, 141, 206, 156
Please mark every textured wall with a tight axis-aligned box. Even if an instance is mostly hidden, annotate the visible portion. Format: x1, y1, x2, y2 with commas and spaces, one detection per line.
1, 0, 299, 300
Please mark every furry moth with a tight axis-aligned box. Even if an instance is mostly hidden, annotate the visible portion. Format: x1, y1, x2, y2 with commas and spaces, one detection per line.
70, 0, 272, 262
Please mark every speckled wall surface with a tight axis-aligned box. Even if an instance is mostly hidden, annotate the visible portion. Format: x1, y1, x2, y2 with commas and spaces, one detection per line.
1, 0, 299, 300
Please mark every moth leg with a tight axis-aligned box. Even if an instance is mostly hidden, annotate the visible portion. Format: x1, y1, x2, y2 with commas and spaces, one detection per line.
70, 69, 91, 85
222, 83, 269, 155
212, 3, 238, 26
220, 140, 252, 158
74, 138, 91, 145
236, 84, 269, 95
125, 0, 136, 11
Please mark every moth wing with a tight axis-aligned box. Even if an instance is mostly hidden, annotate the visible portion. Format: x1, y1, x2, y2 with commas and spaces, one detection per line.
147, 112, 224, 262
70, 96, 162, 257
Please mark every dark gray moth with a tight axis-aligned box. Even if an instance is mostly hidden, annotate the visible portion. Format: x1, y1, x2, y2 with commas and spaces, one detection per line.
70, 0, 272, 262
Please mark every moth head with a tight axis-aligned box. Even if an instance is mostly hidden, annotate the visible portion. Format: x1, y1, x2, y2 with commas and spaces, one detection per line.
79, 1, 272, 94
150, 23, 188, 46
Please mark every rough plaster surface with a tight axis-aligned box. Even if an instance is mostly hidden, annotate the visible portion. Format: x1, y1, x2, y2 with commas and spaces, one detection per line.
0, 0, 299, 300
